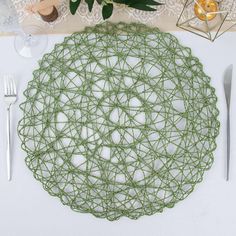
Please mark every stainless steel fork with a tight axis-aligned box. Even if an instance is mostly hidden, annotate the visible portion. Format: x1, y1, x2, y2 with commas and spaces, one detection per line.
4, 75, 17, 181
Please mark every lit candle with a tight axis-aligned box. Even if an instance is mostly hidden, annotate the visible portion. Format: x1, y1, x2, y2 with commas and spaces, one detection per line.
194, 0, 219, 21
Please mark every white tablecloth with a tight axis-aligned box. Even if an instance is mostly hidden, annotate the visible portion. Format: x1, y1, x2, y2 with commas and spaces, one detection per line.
0, 32, 236, 236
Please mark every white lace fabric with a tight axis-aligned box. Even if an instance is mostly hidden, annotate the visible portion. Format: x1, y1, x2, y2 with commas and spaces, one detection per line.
11, 0, 187, 26
11, 0, 236, 28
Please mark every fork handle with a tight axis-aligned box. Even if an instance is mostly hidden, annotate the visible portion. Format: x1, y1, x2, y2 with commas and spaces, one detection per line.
7, 106, 11, 181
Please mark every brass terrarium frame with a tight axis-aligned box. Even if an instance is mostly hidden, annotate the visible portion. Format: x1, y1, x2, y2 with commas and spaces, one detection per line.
177, 0, 236, 41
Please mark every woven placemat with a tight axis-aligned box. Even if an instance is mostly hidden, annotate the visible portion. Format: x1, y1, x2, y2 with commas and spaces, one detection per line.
18, 22, 220, 221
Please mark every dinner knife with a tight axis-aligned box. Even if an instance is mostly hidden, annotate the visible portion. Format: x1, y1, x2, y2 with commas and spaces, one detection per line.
224, 64, 233, 181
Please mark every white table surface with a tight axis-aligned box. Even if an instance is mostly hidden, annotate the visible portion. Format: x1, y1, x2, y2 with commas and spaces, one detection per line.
0, 31, 236, 236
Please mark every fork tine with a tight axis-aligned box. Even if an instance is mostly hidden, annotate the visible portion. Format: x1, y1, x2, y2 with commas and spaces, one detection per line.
10, 80, 14, 95
7, 79, 11, 96
3, 75, 16, 96
9, 80, 13, 95
6, 78, 10, 96
4, 77, 7, 95
4, 75, 9, 95
12, 80, 16, 95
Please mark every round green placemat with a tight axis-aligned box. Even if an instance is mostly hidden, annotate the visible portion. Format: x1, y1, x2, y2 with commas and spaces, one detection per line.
18, 22, 220, 221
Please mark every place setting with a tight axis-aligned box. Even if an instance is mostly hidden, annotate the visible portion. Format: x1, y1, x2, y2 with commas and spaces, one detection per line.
0, 0, 236, 233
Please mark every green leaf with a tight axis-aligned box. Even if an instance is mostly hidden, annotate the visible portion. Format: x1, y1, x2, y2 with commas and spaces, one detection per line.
126, 0, 163, 5
113, 0, 163, 5
128, 3, 156, 11
145, 0, 163, 5
146, 0, 163, 5
70, 0, 81, 15
86, 0, 94, 12
96, 0, 102, 4
113, 0, 126, 3
102, 4, 113, 20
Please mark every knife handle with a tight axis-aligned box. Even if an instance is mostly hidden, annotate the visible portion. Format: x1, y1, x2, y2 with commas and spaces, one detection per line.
226, 109, 230, 181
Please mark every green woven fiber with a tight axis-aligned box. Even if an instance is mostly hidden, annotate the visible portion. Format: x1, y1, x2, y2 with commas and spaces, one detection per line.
18, 22, 220, 221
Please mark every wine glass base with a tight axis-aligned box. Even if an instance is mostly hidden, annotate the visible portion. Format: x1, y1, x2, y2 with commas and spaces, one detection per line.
14, 25, 48, 58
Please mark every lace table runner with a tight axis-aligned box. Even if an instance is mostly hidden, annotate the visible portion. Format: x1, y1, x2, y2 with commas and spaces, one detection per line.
12, 0, 183, 26
11, 0, 236, 32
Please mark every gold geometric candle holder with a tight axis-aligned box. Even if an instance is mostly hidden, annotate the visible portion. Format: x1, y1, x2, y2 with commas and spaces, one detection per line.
177, 0, 236, 41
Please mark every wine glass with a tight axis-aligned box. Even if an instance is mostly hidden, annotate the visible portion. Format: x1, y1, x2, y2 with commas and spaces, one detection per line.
0, 0, 48, 58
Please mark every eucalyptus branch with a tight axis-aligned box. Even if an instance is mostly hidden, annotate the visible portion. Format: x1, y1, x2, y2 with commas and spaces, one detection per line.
70, 0, 163, 19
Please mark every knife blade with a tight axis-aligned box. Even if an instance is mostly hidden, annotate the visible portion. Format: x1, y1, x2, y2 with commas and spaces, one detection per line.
224, 64, 233, 181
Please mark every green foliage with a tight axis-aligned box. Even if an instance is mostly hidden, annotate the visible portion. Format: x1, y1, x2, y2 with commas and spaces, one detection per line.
70, 0, 81, 15
102, 3, 113, 20
85, 0, 95, 12
69, 0, 163, 19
